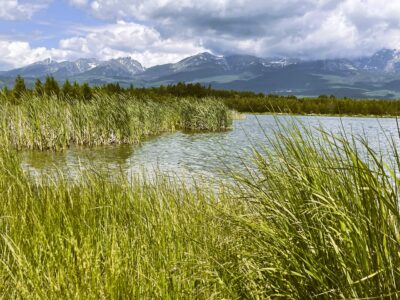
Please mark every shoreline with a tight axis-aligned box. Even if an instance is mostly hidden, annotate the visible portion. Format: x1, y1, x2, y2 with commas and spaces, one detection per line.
241, 111, 399, 119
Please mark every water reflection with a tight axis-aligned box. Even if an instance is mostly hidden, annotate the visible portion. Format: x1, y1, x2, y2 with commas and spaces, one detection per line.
22, 143, 136, 178
21, 114, 400, 180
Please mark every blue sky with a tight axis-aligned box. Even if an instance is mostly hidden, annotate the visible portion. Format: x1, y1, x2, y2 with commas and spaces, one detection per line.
0, 1, 103, 48
1, 0, 400, 70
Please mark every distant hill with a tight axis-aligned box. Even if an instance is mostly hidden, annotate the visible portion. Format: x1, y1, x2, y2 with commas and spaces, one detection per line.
2, 49, 400, 98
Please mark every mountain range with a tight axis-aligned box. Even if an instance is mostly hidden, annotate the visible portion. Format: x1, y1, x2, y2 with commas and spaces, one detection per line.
2, 49, 400, 98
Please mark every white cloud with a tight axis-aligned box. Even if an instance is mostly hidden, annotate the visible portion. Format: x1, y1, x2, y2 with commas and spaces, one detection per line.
0, 0, 50, 20
72, 0, 318, 21
66, 0, 400, 59
3, 0, 400, 70
0, 40, 70, 69
59, 21, 206, 66
0, 21, 206, 69
68, 0, 88, 7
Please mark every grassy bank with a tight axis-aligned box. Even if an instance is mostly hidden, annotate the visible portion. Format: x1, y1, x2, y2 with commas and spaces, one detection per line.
1, 122, 400, 298
104, 82, 400, 116
4, 78, 400, 118
0, 93, 231, 150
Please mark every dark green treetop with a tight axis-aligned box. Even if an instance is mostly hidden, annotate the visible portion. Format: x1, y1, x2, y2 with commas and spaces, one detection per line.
34, 79, 43, 96
44, 76, 60, 97
13, 75, 26, 99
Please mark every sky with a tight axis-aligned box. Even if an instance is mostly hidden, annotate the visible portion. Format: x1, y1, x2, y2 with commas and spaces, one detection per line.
1, 0, 400, 70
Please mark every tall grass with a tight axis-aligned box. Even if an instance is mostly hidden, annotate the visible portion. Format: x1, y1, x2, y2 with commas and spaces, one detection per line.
0, 145, 236, 298
229, 121, 400, 298
0, 94, 232, 150
1, 119, 400, 298
179, 98, 232, 131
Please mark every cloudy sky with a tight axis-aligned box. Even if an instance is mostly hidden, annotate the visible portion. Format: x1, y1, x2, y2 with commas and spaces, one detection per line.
1, 0, 400, 70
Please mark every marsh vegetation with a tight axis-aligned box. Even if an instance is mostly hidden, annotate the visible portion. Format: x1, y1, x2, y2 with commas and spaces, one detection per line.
1, 76, 400, 298
1, 120, 400, 298
0, 93, 231, 151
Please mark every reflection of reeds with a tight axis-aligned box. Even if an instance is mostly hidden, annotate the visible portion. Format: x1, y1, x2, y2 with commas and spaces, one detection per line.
230, 110, 247, 120
0, 94, 231, 151
0, 120, 400, 298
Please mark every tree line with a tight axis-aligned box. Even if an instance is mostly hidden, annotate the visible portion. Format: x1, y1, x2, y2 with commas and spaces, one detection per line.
2, 75, 400, 116
5, 75, 93, 102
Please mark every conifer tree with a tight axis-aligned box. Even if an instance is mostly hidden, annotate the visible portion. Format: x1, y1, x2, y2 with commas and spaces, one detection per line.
72, 81, 81, 99
34, 79, 43, 96
81, 83, 92, 101
13, 75, 26, 99
44, 76, 60, 97
62, 80, 73, 98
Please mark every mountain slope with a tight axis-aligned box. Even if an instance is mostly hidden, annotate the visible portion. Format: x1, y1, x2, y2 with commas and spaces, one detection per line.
82, 57, 145, 78
2, 57, 144, 79
3, 58, 101, 78
3, 49, 400, 98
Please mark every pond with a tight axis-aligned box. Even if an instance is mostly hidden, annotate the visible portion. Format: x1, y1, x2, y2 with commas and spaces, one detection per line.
21, 114, 400, 180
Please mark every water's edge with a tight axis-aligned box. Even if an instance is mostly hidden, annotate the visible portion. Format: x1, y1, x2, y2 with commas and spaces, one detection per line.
22, 114, 400, 180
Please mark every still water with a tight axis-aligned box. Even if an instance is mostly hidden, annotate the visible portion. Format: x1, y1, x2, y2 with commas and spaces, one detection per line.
21, 114, 400, 179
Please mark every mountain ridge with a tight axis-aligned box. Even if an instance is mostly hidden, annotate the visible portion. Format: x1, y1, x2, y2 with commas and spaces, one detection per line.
2, 49, 400, 98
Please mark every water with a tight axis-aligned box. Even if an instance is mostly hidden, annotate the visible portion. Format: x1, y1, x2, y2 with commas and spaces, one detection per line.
21, 114, 400, 179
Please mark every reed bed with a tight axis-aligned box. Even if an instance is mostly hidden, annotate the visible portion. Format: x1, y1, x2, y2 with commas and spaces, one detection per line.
179, 98, 232, 132
0, 120, 400, 298
227, 122, 400, 298
0, 94, 232, 151
0, 146, 235, 298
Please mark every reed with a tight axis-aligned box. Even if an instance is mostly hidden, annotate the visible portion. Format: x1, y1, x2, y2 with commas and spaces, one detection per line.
0, 94, 232, 151
179, 98, 232, 132
227, 120, 400, 298
0, 144, 237, 298
0, 118, 399, 298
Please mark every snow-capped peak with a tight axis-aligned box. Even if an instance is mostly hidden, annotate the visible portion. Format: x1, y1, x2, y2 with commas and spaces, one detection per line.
35, 58, 56, 65
74, 58, 100, 73
173, 52, 229, 72
112, 57, 145, 74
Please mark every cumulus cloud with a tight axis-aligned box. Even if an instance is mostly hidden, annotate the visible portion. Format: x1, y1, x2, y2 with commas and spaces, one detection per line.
59, 21, 206, 66
66, 0, 400, 59
0, 21, 206, 69
0, 0, 50, 20
0, 40, 70, 69
3, 0, 400, 70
